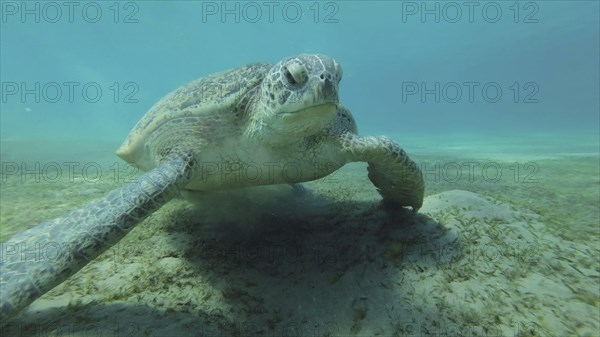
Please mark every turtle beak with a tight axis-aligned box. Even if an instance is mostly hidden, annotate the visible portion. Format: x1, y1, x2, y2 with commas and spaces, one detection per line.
280, 102, 337, 121
319, 71, 339, 103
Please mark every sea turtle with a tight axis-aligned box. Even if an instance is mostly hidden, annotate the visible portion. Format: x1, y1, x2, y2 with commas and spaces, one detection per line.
0, 54, 424, 319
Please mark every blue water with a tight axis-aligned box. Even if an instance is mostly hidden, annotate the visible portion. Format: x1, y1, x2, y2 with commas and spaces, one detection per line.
1, 1, 598, 141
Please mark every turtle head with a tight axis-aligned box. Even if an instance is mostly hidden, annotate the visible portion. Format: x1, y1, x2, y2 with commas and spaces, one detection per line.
251, 54, 342, 142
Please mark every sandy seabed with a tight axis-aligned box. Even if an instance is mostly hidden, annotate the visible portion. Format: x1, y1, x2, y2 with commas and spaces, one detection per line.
0, 135, 598, 337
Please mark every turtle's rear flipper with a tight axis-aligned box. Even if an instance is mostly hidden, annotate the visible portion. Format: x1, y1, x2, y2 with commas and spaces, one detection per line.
0, 155, 193, 320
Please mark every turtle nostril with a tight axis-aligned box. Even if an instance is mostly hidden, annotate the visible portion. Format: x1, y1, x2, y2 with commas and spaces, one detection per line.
320, 73, 333, 82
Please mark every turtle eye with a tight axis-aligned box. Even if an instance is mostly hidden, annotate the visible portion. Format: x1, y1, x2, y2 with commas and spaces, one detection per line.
283, 66, 296, 85
282, 61, 308, 87
334, 61, 343, 82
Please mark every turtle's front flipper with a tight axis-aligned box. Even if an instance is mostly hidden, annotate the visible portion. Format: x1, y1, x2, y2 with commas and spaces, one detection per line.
340, 134, 424, 211
0, 155, 193, 320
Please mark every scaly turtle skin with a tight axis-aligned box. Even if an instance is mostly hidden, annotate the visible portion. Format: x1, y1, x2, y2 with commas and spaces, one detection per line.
0, 54, 424, 320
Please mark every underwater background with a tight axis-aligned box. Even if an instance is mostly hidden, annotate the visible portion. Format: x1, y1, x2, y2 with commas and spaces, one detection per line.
1, 1, 599, 336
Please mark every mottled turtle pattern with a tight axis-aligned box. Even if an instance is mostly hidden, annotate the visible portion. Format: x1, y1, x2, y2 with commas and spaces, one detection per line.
0, 54, 424, 320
